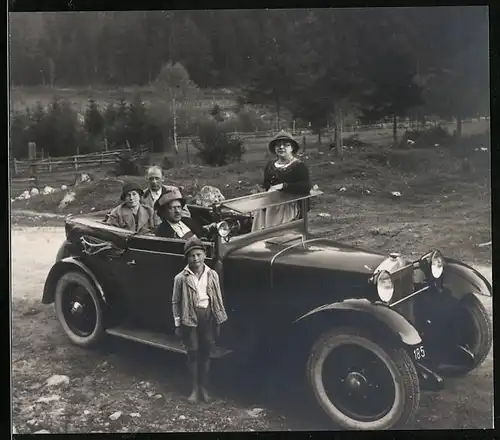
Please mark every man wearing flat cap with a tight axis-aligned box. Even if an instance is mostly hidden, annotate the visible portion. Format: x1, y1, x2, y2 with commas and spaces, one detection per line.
107, 182, 156, 233
154, 188, 205, 239
172, 236, 228, 403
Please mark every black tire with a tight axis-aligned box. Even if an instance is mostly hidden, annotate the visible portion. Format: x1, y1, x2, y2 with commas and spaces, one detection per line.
307, 326, 420, 430
54, 271, 105, 347
440, 294, 492, 377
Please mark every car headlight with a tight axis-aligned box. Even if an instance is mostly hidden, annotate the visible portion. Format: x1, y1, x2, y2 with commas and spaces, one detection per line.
217, 221, 230, 238
430, 250, 444, 279
376, 270, 394, 303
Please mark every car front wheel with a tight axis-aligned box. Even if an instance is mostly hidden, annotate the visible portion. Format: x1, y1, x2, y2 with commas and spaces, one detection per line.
438, 294, 492, 377
54, 271, 105, 347
307, 326, 420, 430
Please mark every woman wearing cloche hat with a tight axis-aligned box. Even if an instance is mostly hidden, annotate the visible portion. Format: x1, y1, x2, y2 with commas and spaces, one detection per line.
252, 130, 312, 231
107, 182, 156, 233
172, 236, 228, 403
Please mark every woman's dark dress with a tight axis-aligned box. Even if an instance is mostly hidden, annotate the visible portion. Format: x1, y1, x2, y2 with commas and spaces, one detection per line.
252, 159, 311, 231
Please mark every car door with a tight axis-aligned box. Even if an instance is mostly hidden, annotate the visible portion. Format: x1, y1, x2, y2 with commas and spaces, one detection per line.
124, 234, 216, 334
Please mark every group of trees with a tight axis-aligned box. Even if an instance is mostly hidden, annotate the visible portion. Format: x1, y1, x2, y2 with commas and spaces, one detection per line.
10, 96, 163, 158
9, 8, 490, 156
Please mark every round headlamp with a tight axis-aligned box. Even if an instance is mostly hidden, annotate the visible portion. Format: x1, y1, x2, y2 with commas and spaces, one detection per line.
217, 221, 230, 238
430, 250, 444, 279
376, 270, 394, 303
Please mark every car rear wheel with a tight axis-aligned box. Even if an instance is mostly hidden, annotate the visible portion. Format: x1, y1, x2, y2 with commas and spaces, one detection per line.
439, 294, 492, 377
307, 326, 420, 430
54, 271, 105, 347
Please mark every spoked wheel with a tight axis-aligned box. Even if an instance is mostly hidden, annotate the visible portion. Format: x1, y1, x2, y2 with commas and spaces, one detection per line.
439, 294, 492, 377
54, 271, 105, 347
307, 326, 420, 430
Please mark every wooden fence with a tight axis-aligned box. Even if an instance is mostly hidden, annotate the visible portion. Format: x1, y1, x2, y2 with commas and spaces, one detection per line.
11, 146, 150, 177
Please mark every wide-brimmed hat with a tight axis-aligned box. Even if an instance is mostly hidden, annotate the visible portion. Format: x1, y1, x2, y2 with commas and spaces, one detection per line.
120, 182, 144, 201
268, 130, 300, 154
154, 187, 186, 211
184, 236, 205, 256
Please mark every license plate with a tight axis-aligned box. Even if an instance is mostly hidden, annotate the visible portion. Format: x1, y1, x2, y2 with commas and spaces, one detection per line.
413, 345, 426, 361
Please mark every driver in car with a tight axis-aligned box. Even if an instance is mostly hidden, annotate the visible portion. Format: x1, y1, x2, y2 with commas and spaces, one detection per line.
154, 188, 206, 239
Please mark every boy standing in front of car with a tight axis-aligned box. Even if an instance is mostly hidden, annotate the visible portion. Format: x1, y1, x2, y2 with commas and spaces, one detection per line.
172, 237, 228, 403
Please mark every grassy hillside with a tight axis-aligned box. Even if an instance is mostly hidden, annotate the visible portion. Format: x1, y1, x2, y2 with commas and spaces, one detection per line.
10, 86, 240, 113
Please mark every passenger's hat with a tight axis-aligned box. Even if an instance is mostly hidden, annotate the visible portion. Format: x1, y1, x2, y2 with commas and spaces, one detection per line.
184, 236, 205, 256
120, 182, 144, 201
154, 187, 186, 211
268, 130, 300, 154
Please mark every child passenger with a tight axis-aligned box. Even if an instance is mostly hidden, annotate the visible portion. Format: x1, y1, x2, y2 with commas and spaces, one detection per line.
172, 237, 228, 403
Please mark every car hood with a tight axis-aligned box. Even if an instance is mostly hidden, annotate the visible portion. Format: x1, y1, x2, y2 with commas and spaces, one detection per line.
226, 234, 387, 275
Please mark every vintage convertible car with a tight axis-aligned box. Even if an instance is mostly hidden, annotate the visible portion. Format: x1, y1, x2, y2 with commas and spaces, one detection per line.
42, 190, 492, 430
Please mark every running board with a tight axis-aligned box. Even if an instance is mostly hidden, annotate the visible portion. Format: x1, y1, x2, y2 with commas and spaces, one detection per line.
106, 325, 233, 359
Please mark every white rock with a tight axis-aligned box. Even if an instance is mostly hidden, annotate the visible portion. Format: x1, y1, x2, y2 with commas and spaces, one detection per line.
434, 143, 439, 147
146, 391, 155, 398
36, 395, 60, 403
12, 426, 17, 434
154, 394, 163, 399
61, 185, 68, 191
109, 411, 122, 421
90, 207, 95, 211
178, 415, 186, 420
477, 241, 492, 248
407, 139, 415, 145
46, 375, 70, 387
42, 186, 55, 195
27, 419, 38, 425
80, 173, 91, 183
130, 413, 141, 418
30, 187, 40, 196
193, 185, 226, 207
312, 184, 319, 190
246, 407, 265, 418
480, 147, 488, 152
329, 161, 335, 165
391, 191, 402, 198
84, 410, 91, 415
34, 430, 50, 434
58, 191, 76, 210
365, 190, 371, 194
339, 187, 347, 192
318, 212, 331, 218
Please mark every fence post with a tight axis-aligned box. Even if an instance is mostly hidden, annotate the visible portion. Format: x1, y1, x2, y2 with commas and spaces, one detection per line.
303, 135, 307, 153
13, 158, 18, 176
100, 151, 103, 165
185, 141, 189, 164
48, 155, 52, 172
74, 156, 78, 170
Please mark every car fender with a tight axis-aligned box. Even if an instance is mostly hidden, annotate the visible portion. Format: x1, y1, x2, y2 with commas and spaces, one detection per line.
42, 257, 107, 304
443, 258, 492, 298
294, 298, 422, 347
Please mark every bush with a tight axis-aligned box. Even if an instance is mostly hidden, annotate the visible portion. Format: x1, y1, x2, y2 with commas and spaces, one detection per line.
114, 152, 142, 176
84, 99, 104, 138
10, 109, 32, 158
193, 122, 245, 166
398, 125, 453, 149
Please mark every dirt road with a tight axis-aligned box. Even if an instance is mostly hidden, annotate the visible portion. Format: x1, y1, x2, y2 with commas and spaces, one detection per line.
11, 226, 493, 433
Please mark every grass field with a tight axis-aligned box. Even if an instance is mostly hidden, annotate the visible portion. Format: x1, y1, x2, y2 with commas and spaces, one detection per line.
10, 86, 239, 113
